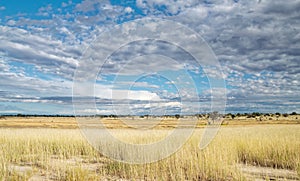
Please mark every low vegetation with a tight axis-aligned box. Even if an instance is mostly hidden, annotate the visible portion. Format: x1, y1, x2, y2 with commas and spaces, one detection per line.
0, 120, 299, 180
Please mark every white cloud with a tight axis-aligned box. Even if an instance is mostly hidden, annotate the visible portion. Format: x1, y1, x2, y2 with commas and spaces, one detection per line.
0, 25, 81, 80
136, 0, 199, 15
0, 0, 299, 114
124, 7, 134, 13
127, 90, 161, 101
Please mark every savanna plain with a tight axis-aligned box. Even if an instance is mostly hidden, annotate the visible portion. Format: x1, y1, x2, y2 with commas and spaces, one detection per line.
0, 115, 299, 181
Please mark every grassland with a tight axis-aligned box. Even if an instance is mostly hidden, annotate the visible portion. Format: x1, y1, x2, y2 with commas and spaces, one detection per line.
0, 116, 299, 180
0, 114, 299, 129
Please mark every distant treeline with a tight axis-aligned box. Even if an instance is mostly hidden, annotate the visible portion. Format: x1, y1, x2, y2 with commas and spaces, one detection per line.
223, 112, 298, 119
0, 112, 297, 119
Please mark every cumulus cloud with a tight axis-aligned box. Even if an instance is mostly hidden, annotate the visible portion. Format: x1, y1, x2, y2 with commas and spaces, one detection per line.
0, 0, 299, 114
169, 0, 300, 113
136, 0, 199, 15
0, 26, 80, 80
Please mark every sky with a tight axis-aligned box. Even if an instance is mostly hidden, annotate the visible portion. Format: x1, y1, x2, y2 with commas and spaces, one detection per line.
0, 0, 299, 115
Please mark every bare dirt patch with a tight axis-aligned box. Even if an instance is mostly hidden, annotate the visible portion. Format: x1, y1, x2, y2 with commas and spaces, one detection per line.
238, 164, 299, 181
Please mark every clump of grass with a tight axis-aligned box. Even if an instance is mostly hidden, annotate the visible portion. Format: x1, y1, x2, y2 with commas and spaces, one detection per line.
0, 129, 100, 180
234, 125, 300, 170
60, 167, 93, 181
102, 130, 244, 180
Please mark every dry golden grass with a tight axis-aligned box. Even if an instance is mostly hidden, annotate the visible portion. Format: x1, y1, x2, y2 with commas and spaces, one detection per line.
0, 117, 78, 129
0, 119, 299, 180
0, 115, 299, 129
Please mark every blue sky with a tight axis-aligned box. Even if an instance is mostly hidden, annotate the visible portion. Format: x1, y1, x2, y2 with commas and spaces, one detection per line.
0, 0, 299, 115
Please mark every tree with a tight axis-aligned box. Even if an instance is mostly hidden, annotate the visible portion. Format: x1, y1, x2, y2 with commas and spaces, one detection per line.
195, 114, 202, 119
251, 112, 261, 117
175, 114, 180, 119
231, 114, 236, 119
209, 111, 221, 121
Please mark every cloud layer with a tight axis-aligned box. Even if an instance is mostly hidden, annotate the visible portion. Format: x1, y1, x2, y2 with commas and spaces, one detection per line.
0, 0, 299, 114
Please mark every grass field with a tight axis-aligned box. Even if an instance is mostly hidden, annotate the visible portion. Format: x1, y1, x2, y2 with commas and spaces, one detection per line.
0, 115, 299, 129
0, 117, 299, 180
